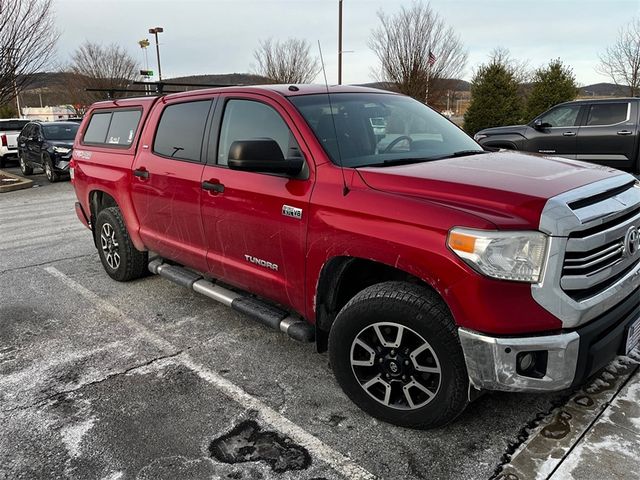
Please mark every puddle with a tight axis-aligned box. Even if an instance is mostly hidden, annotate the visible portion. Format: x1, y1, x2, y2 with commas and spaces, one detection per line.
541, 410, 572, 440
209, 420, 311, 473
573, 395, 594, 407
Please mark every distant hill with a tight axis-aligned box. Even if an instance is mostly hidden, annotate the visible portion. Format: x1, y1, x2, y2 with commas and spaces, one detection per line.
166, 73, 271, 86
579, 83, 628, 97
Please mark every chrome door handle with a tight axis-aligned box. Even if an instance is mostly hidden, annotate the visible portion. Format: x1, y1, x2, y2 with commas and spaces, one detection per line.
562, 131, 576, 137
617, 130, 633, 135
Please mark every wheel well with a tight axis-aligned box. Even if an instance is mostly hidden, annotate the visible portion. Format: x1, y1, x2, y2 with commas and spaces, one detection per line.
88, 191, 119, 245
486, 141, 517, 150
314, 257, 429, 352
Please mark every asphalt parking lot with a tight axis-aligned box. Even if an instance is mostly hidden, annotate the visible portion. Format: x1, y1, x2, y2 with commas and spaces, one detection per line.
0, 165, 636, 480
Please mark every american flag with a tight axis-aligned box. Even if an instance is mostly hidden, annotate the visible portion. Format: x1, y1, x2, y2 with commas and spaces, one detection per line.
428, 50, 436, 66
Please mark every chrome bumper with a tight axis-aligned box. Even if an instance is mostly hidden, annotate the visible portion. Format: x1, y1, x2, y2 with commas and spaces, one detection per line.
458, 328, 580, 392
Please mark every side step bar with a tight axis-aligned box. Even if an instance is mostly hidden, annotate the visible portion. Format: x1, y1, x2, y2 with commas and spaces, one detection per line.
148, 258, 314, 342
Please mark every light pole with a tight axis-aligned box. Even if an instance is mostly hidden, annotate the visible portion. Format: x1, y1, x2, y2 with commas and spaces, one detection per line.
148, 27, 164, 81
338, 0, 343, 85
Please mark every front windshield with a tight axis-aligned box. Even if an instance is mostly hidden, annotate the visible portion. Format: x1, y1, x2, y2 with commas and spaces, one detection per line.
290, 93, 482, 167
43, 123, 79, 141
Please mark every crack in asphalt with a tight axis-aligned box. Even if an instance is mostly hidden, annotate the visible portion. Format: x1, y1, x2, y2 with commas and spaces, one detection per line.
0, 254, 95, 276
0, 349, 185, 415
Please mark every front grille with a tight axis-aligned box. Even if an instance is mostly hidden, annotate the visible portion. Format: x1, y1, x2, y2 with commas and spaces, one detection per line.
560, 183, 640, 301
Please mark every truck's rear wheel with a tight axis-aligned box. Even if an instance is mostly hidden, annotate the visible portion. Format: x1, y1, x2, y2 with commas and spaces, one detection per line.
95, 207, 148, 282
328, 281, 469, 429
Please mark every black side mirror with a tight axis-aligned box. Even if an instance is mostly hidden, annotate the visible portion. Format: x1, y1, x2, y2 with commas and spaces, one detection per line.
228, 139, 304, 176
533, 119, 551, 130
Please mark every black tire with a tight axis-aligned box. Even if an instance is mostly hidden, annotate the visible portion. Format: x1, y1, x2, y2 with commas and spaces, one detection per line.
328, 281, 469, 429
19, 153, 33, 175
95, 207, 148, 282
0, 156, 5, 168
43, 154, 60, 183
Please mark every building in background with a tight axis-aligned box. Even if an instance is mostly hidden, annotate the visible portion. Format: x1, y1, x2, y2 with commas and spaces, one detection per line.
21, 105, 76, 121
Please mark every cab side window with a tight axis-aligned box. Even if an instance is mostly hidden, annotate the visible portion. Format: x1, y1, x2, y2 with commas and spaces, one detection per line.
153, 101, 212, 162
217, 99, 301, 166
585, 103, 628, 126
538, 105, 580, 127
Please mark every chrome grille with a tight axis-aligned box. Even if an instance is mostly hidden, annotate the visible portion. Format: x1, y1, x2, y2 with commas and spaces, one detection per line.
533, 174, 640, 329
560, 188, 640, 300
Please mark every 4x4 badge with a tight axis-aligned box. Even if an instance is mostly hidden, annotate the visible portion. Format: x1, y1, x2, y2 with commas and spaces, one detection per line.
282, 205, 303, 220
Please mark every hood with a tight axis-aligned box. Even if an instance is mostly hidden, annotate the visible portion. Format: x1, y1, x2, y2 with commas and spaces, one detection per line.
357, 151, 628, 229
477, 124, 528, 136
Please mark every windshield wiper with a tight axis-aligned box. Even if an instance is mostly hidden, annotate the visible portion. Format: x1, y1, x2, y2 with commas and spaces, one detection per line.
356, 157, 433, 168
433, 150, 488, 160
355, 150, 488, 168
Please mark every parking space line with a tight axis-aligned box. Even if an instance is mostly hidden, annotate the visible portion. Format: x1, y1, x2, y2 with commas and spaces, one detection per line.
44, 266, 376, 480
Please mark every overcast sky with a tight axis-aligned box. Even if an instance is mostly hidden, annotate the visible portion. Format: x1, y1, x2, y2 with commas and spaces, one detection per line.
54, 0, 640, 86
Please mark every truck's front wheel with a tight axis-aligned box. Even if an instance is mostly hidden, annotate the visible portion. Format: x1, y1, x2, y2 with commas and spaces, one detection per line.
95, 207, 148, 282
329, 281, 469, 429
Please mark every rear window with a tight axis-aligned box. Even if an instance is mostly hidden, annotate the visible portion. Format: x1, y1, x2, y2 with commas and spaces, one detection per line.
586, 103, 628, 126
0, 120, 29, 132
43, 123, 79, 141
83, 109, 142, 147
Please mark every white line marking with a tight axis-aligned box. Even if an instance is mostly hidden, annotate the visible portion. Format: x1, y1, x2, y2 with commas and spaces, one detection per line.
44, 266, 376, 480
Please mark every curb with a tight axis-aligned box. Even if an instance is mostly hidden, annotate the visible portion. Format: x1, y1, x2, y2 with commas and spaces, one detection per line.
0, 169, 33, 193
495, 351, 640, 480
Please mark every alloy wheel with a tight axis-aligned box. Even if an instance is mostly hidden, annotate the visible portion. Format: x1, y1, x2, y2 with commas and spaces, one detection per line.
350, 322, 442, 410
100, 223, 120, 270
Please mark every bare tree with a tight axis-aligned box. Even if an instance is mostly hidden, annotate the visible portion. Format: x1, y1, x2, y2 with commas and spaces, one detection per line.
597, 17, 640, 96
368, 1, 467, 107
253, 38, 320, 84
68, 41, 139, 105
0, 0, 58, 110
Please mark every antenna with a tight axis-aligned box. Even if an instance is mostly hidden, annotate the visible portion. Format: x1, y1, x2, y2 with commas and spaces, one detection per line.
317, 41, 349, 196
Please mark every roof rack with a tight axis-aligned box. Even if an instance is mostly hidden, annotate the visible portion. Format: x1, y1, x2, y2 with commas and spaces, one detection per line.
86, 81, 239, 99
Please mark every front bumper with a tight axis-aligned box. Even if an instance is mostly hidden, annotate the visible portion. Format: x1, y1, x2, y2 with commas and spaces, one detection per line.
459, 285, 640, 392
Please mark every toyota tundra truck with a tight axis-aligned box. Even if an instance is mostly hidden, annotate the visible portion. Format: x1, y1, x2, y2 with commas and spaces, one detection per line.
70, 85, 640, 428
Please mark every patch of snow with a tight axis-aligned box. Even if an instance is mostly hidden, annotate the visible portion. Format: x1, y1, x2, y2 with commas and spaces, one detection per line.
60, 416, 95, 458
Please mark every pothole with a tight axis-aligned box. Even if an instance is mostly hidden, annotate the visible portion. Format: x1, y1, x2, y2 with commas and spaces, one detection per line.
209, 420, 311, 473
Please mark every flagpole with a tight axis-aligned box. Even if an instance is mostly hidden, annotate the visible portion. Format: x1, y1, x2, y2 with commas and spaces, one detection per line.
426, 64, 430, 105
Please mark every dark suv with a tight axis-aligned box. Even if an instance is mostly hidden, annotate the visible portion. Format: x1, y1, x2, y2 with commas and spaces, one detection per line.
17, 121, 79, 182
474, 98, 640, 173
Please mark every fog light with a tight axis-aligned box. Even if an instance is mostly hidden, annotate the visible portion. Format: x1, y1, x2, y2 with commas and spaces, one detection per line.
516, 350, 548, 379
518, 352, 535, 372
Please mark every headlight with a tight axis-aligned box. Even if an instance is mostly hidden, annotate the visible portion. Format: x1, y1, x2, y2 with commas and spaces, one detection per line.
53, 146, 71, 154
473, 133, 487, 141
447, 228, 548, 283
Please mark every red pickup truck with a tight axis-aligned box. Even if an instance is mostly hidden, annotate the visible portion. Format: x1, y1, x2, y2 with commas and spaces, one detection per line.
71, 85, 640, 428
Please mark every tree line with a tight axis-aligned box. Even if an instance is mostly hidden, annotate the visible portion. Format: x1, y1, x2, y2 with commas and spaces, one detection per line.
1, 0, 639, 131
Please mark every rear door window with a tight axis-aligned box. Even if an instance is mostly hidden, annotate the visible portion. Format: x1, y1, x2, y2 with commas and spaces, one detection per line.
585, 103, 628, 126
83, 112, 112, 144
153, 100, 212, 162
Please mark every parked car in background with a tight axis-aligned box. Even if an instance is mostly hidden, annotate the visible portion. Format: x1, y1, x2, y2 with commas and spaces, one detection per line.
17, 121, 79, 182
0, 118, 30, 168
474, 98, 640, 173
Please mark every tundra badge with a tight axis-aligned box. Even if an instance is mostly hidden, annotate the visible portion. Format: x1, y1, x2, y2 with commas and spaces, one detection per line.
282, 205, 303, 219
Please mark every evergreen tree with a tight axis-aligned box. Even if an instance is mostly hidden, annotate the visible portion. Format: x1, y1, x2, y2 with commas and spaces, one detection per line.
464, 57, 524, 135
525, 59, 579, 120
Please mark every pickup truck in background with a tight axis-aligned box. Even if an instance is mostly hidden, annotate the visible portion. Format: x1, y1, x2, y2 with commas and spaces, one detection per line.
474, 98, 640, 174
0, 118, 29, 168
70, 85, 640, 428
